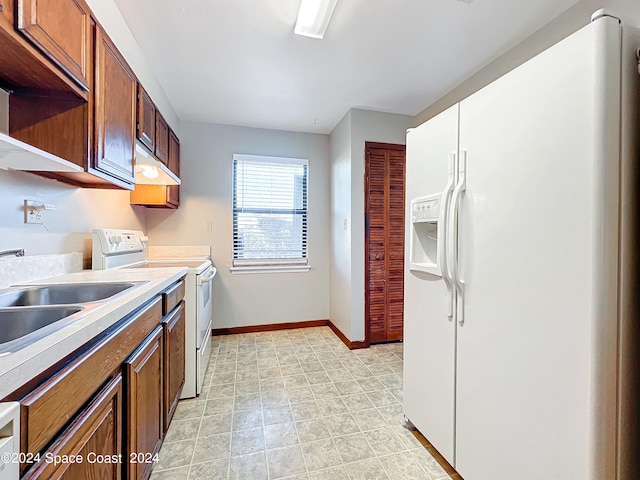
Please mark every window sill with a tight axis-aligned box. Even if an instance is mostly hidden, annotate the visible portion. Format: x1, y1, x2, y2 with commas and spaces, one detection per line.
230, 265, 311, 275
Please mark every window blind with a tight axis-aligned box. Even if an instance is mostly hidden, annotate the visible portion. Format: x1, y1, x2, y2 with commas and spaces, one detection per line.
233, 154, 308, 266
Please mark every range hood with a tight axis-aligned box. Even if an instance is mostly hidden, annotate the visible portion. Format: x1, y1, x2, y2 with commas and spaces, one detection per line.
135, 143, 180, 186
0, 132, 83, 172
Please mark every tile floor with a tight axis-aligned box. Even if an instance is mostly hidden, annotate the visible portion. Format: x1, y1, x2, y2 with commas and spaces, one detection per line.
150, 326, 456, 480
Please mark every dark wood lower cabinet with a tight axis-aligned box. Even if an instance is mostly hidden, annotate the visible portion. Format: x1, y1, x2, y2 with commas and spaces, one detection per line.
23, 375, 123, 480
163, 302, 185, 429
5, 279, 186, 480
125, 325, 164, 480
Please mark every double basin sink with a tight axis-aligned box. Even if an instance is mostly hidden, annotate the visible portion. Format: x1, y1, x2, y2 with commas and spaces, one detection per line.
0, 282, 140, 354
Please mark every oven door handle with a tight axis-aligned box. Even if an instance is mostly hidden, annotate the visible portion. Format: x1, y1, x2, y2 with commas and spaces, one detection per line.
197, 267, 217, 285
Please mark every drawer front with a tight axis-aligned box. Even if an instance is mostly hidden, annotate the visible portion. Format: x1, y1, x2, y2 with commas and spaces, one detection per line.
21, 297, 162, 455
162, 279, 185, 316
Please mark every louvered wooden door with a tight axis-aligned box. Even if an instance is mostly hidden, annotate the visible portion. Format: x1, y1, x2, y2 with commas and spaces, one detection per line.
365, 142, 406, 344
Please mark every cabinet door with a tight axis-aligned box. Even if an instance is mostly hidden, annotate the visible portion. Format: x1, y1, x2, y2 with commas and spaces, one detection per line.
0, 0, 14, 29
167, 185, 180, 208
167, 130, 180, 207
94, 26, 136, 186
154, 112, 169, 165
18, 0, 91, 90
23, 375, 123, 480
168, 129, 180, 176
137, 84, 155, 152
163, 302, 185, 429
125, 326, 163, 480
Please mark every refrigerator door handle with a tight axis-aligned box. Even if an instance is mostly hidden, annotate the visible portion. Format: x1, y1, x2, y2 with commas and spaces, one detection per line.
448, 149, 466, 325
439, 152, 457, 318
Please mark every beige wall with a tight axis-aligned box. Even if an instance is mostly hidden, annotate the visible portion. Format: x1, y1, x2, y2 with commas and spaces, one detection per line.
329, 111, 352, 341
329, 109, 413, 342
0, 168, 146, 266
146, 122, 331, 329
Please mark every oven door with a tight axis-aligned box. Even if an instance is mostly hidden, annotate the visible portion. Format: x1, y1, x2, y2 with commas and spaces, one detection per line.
196, 266, 216, 349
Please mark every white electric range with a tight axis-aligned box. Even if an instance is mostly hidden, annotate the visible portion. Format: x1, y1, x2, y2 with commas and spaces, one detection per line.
91, 228, 215, 398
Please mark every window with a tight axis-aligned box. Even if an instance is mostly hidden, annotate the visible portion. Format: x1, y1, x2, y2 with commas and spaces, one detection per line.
232, 154, 309, 272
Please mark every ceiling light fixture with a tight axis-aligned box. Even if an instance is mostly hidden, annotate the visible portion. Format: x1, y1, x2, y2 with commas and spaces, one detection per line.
295, 0, 338, 39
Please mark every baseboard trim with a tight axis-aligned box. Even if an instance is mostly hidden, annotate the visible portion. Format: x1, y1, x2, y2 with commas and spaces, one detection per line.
212, 319, 370, 350
327, 321, 369, 350
212, 319, 329, 336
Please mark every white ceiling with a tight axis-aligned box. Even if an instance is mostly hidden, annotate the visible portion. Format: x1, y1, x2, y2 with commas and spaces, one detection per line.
114, 0, 583, 134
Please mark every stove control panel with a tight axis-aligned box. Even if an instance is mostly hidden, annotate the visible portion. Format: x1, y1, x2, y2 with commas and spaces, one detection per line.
93, 229, 147, 254
92, 229, 150, 269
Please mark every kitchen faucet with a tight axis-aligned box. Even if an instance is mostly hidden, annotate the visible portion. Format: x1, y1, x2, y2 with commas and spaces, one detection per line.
0, 249, 25, 258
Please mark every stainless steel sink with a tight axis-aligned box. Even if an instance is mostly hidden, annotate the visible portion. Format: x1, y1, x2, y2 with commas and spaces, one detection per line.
0, 283, 137, 307
0, 281, 146, 354
0, 306, 84, 352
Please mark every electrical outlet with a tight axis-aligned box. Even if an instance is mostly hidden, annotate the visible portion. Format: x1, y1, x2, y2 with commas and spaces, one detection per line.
24, 200, 44, 224
205, 220, 213, 231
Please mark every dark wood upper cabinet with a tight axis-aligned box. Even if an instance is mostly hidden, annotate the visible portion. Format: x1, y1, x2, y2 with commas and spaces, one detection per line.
0, 0, 86, 97
137, 83, 155, 152
93, 25, 136, 187
125, 326, 164, 480
167, 185, 180, 208
167, 129, 181, 207
130, 184, 179, 209
154, 112, 169, 165
168, 129, 180, 176
130, 129, 180, 209
17, 0, 91, 90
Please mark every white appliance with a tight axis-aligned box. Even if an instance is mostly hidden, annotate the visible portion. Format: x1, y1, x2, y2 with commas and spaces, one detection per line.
92, 229, 215, 398
403, 13, 640, 480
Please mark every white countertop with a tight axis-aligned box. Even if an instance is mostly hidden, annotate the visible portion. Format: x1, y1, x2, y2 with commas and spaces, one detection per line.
0, 267, 188, 400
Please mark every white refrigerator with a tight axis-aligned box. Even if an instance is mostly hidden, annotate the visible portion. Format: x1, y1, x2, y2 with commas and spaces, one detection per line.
403, 12, 640, 480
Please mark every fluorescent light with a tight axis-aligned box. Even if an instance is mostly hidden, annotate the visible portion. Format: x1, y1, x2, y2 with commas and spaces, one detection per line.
295, 0, 338, 39
134, 143, 181, 186
138, 165, 159, 179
